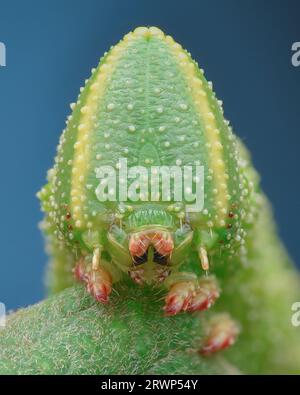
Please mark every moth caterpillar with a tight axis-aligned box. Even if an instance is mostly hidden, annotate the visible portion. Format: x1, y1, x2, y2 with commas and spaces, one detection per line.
38, 27, 259, 354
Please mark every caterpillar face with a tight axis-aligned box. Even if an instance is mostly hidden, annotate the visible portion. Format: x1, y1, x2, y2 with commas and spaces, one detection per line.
105, 207, 193, 283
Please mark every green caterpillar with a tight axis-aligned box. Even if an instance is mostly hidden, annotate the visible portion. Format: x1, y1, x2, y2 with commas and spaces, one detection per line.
38, 27, 260, 355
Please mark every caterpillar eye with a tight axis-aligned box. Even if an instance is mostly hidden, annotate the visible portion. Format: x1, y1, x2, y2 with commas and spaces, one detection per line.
133, 252, 148, 265
153, 250, 169, 265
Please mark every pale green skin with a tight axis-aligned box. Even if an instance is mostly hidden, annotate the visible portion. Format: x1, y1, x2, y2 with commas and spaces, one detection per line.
38, 28, 258, 307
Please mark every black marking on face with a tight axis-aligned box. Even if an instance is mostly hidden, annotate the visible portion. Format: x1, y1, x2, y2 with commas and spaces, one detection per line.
133, 252, 148, 265
153, 250, 169, 265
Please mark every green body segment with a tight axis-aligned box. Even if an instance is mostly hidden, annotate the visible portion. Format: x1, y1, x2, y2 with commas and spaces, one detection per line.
38, 27, 258, 290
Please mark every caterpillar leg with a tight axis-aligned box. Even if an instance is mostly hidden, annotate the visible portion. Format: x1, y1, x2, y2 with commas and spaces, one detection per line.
163, 275, 220, 316
199, 314, 240, 356
74, 257, 112, 303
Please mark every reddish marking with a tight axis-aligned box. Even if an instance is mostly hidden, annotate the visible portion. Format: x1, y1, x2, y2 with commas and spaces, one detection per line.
90, 282, 110, 303
129, 269, 144, 285
228, 211, 234, 218
163, 282, 194, 316
129, 231, 174, 258
156, 268, 170, 283
199, 315, 239, 356
129, 234, 150, 257
74, 260, 112, 304
153, 233, 174, 256
186, 277, 219, 313
164, 294, 191, 316
73, 260, 88, 283
90, 269, 112, 303
199, 334, 235, 356
187, 288, 219, 312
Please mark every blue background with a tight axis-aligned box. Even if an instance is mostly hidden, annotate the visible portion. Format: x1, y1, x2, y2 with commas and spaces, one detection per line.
0, 0, 299, 310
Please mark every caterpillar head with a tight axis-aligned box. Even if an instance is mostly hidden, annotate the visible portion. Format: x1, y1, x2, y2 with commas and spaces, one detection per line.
106, 207, 193, 283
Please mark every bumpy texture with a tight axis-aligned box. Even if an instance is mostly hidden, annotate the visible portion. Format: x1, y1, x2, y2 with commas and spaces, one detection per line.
38, 27, 257, 294
0, 196, 300, 374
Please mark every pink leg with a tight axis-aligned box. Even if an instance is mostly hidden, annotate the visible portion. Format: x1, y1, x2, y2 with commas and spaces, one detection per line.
199, 314, 240, 356
186, 277, 220, 312
164, 275, 219, 316
74, 258, 112, 303
164, 281, 195, 316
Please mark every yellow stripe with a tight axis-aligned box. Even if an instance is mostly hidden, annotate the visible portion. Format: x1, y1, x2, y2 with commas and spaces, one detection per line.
71, 26, 229, 227
164, 34, 228, 224
70, 34, 135, 227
